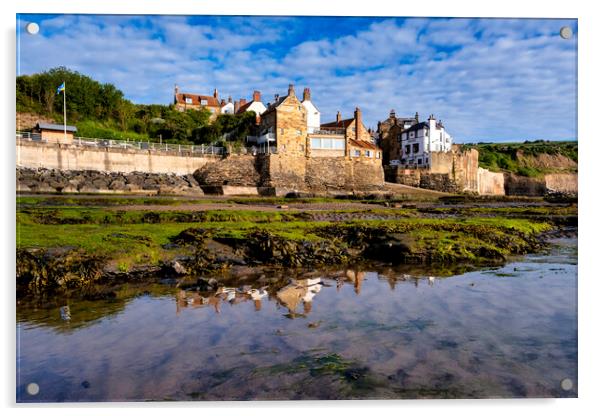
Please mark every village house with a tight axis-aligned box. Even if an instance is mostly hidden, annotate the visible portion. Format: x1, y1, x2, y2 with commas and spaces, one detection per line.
377, 110, 420, 164
173, 85, 221, 120
220, 97, 234, 114
399, 114, 452, 168
318, 107, 381, 160
301, 88, 320, 133
249, 84, 381, 160
235, 90, 267, 116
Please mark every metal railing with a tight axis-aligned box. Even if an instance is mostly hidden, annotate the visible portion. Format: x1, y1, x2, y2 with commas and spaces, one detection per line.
311, 128, 345, 135
16, 131, 226, 156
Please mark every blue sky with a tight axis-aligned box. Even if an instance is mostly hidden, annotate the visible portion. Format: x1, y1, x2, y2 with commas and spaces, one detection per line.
17, 14, 577, 142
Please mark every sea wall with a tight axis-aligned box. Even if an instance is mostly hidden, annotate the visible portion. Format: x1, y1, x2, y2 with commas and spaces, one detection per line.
17, 167, 203, 195
193, 153, 385, 193
17, 139, 217, 175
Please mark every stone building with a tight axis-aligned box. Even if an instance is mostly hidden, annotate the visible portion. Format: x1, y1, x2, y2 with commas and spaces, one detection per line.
377, 110, 419, 164
318, 108, 381, 160
173, 85, 221, 120
197, 84, 385, 193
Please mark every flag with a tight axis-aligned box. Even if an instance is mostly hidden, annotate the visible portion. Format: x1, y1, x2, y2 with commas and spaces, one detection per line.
56, 82, 65, 94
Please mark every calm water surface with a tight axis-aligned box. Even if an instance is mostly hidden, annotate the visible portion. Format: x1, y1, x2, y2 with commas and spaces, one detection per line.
16, 238, 577, 401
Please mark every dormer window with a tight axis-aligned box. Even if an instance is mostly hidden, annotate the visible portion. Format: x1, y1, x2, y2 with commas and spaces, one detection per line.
200, 99, 208, 105
185, 97, 192, 104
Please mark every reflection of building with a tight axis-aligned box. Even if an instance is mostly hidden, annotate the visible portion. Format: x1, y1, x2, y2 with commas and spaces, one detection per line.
276, 278, 322, 317
345, 270, 366, 295
175, 286, 269, 315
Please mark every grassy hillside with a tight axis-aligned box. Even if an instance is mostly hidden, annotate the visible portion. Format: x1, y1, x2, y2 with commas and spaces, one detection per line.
17, 67, 256, 145
463, 140, 578, 177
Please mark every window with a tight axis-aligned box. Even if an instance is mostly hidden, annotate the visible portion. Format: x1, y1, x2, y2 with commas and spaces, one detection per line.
410, 131, 415, 138
425, 158, 429, 164
365, 150, 372, 157
405, 145, 410, 154
185, 97, 193, 104
311, 138, 345, 150
353, 149, 361, 157
418, 158, 422, 164
412, 143, 419, 153
200, 99, 208, 105
377, 152, 381, 159
332, 139, 345, 150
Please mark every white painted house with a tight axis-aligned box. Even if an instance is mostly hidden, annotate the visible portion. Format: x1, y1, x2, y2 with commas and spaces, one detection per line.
400, 114, 452, 167
236, 91, 267, 115
301, 88, 320, 133
220, 97, 235, 114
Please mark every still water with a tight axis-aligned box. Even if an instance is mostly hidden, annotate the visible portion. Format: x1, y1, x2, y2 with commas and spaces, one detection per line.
17, 238, 577, 401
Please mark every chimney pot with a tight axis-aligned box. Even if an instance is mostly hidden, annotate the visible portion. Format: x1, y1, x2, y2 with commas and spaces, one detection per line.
213, 88, 218, 99
288, 83, 295, 95
336, 111, 342, 123
253, 90, 261, 102
303, 87, 311, 101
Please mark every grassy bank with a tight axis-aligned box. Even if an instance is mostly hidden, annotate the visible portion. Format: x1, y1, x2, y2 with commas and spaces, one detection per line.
463, 140, 577, 177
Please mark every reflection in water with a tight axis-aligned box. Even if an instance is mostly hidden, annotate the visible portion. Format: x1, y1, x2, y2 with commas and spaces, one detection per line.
16, 239, 577, 401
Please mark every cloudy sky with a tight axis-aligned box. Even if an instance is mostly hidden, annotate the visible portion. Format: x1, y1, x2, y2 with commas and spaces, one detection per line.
17, 14, 577, 142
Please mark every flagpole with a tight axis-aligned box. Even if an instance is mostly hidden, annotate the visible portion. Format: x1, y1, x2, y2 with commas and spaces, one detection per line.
63, 80, 67, 142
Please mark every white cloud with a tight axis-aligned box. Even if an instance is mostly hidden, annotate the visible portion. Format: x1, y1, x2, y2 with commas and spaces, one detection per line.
17, 15, 577, 141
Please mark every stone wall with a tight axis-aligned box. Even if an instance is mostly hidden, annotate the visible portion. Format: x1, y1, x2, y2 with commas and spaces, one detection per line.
193, 153, 384, 193
193, 154, 265, 187
17, 167, 203, 195
385, 148, 505, 195
17, 139, 217, 175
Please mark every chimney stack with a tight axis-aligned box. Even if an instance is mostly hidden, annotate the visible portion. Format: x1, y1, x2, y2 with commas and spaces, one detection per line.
288, 83, 295, 96
354, 107, 362, 142
303, 87, 311, 102
234, 100, 240, 113
415, 112, 419, 123
336, 111, 342, 123
213, 88, 219, 99
220, 99, 226, 106
240, 98, 247, 107
274, 93, 280, 102
253, 90, 261, 102
174, 84, 179, 95
228, 96, 232, 103
390, 109, 396, 119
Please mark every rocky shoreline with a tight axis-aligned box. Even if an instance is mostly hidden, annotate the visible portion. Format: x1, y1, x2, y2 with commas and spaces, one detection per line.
17, 167, 204, 196
16, 221, 554, 298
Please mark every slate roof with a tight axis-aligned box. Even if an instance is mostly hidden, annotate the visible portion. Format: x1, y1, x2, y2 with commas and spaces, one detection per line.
349, 138, 378, 150
403, 121, 429, 134
36, 123, 77, 132
320, 118, 355, 129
